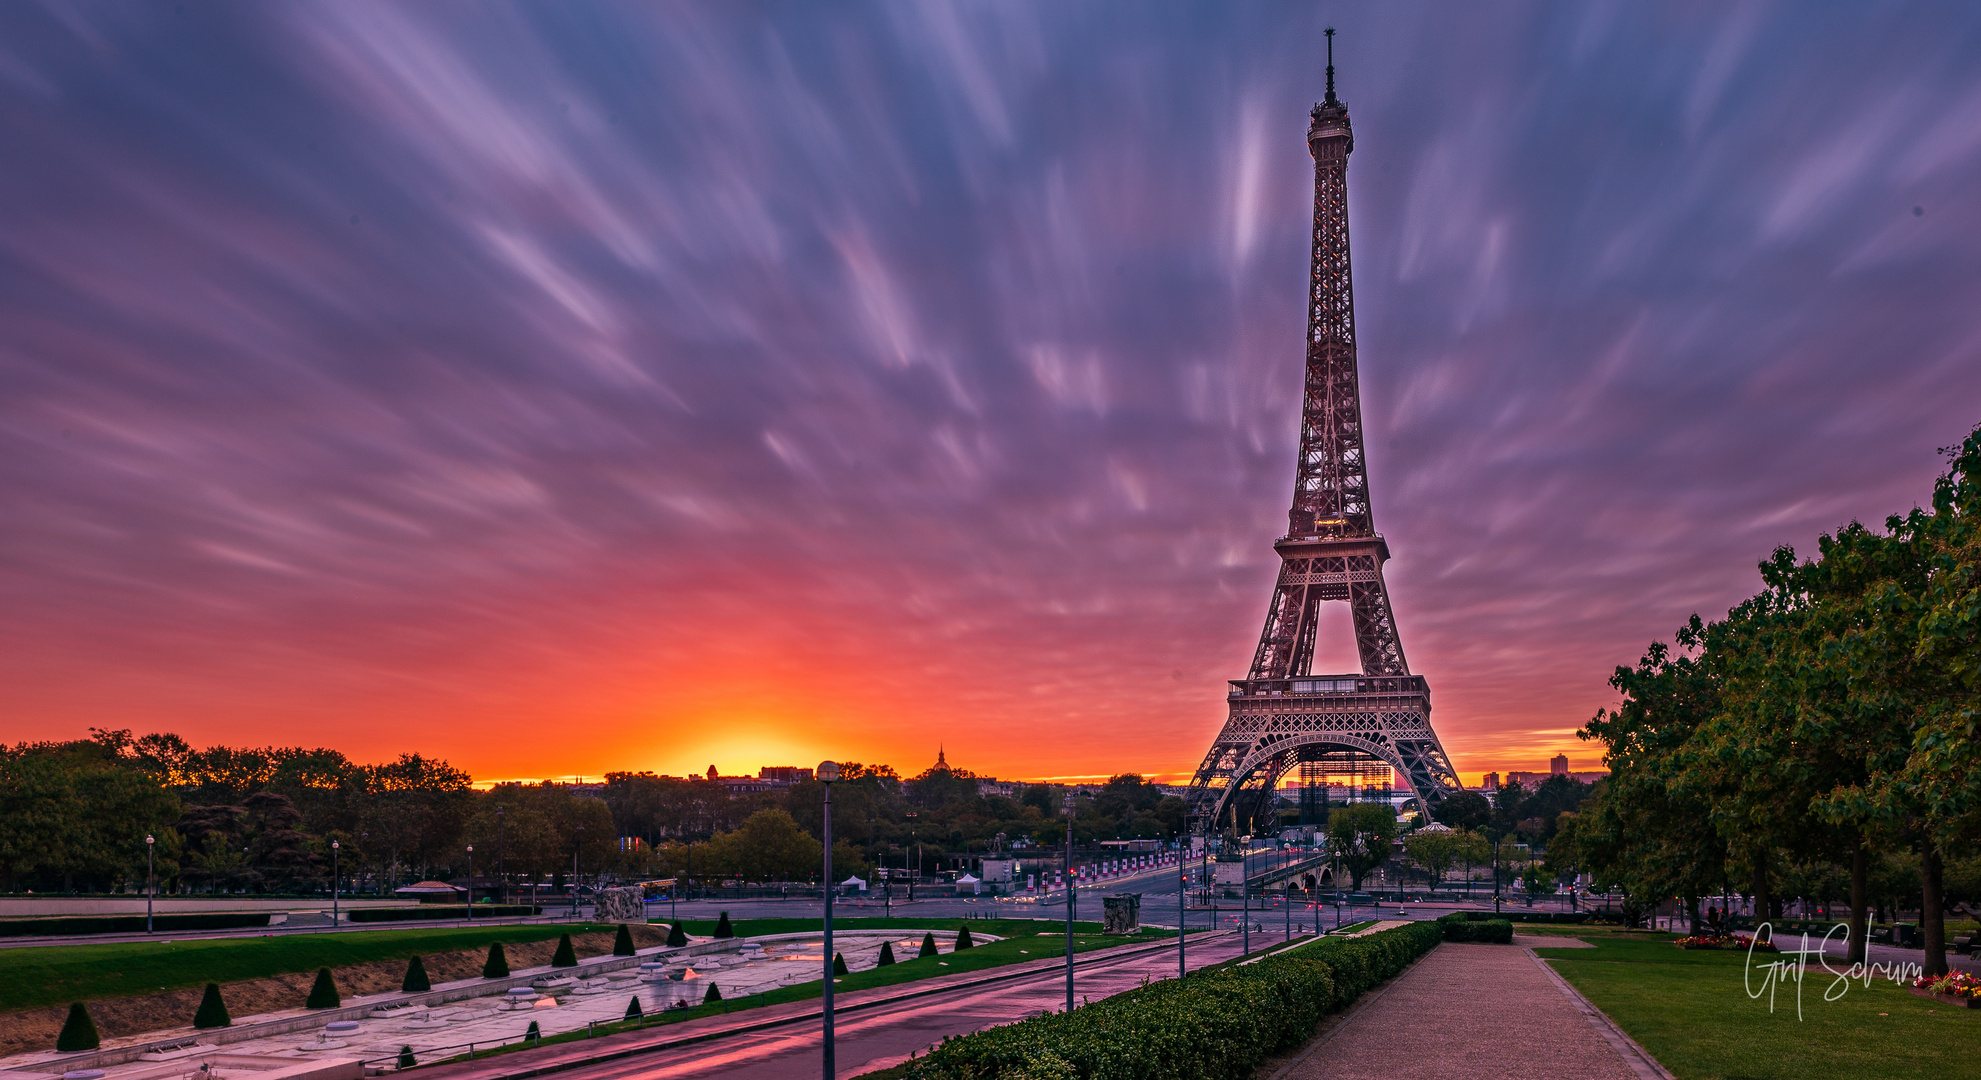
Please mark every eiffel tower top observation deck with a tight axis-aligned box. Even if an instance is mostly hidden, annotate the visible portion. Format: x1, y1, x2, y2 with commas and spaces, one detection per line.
1187, 31, 1460, 834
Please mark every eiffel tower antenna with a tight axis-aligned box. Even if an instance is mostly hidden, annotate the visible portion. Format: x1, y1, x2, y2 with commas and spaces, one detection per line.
1324, 27, 1337, 105
1187, 37, 1459, 839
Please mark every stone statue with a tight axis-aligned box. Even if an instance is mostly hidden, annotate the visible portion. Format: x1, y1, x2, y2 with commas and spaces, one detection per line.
594, 886, 645, 924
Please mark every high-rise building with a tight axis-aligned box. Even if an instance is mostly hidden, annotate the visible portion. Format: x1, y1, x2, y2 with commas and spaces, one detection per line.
1550, 753, 1569, 776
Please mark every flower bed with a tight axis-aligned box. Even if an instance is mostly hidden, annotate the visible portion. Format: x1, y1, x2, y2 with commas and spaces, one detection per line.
901, 921, 1443, 1080
1674, 932, 1778, 953
1909, 972, 1981, 1008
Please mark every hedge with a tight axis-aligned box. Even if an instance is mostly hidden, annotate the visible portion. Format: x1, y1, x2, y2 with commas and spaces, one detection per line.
0, 912, 271, 937
347, 905, 541, 923
1449, 910, 1588, 924
903, 920, 1442, 1080
1438, 914, 1513, 943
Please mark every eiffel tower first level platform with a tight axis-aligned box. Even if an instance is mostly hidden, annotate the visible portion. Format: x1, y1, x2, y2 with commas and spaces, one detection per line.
1187, 32, 1461, 835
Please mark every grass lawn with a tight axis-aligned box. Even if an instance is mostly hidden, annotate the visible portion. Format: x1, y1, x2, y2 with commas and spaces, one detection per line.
1538, 936, 1981, 1080
0, 923, 615, 1013
440, 927, 1170, 1065
655, 917, 1140, 939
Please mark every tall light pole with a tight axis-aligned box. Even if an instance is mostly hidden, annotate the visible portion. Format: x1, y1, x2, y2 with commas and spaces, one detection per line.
1063, 792, 1075, 1014
465, 845, 474, 921
817, 761, 841, 1080
145, 834, 155, 934
572, 825, 585, 918
1177, 832, 1187, 979
496, 807, 506, 907
331, 840, 340, 928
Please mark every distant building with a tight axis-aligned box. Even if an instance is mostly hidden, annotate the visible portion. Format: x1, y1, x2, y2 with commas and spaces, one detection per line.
977, 778, 1018, 797
1550, 753, 1569, 776
1482, 772, 1500, 791
759, 766, 813, 784
1505, 769, 1608, 788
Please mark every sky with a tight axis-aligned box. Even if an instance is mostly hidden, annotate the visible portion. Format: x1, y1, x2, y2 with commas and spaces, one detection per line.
3, 3, 1979, 788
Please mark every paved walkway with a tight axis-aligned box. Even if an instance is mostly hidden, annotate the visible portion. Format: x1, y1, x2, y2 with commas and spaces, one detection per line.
1276, 943, 1652, 1080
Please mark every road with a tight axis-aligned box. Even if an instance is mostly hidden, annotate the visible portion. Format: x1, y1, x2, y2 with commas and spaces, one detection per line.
415, 929, 1253, 1080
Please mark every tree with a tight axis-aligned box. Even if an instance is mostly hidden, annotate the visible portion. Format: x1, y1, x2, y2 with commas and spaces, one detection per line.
713, 912, 733, 939
613, 924, 636, 956
955, 924, 974, 949
305, 968, 340, 1009
667, 923, 688, 947
703, 983, 722, 1004
551, 933, 577, 968
1453, 829, 1491, 896
402, 956, 430, 993
625, 996, 642, 1021
1402, 828, 1461, 889
194, 982, 231, 1028
833, 952, 849, 976
57, 1002, 99, 1051
1432, 791, 1490, 833
482, 942, 510, 978
1326, 804, 1396, 891
877, 941, 896, 966
919, 932, 938, 958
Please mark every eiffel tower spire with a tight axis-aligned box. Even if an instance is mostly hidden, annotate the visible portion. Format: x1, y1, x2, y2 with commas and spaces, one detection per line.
1187, 35, 1460, 835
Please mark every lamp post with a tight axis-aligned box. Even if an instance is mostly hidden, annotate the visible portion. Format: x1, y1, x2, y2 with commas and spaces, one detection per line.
331, 840, 340, 928
496, 808, 506, 908
572, 825, 585, 918
465, 845, 474, 921
1177, 833, 1187, 979
1063, 792, 1075, 1014
817, 761, 841, 1080
145, 834, 155, 934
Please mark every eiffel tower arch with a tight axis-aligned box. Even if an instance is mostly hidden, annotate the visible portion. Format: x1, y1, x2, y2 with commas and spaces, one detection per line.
1187, 33, 1461, 836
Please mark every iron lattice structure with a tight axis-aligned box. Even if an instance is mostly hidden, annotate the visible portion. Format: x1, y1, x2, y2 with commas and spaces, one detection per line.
1188, 37, 1461, 835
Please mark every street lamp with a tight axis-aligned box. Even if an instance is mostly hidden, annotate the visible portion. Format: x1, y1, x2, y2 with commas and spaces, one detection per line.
1177, 831, 1188, 979
145, 835, 155, 934
331, 840, 341, 928
496, 808, 506, 908
817, 760, 841, 1080
465, 845, 474, 921
572, 825, 585, 918
1063, 792, 1075, 1014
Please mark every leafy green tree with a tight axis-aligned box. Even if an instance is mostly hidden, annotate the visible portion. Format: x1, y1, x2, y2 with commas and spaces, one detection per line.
1326, 803, 1396, 891
1402, 828, 1460, 889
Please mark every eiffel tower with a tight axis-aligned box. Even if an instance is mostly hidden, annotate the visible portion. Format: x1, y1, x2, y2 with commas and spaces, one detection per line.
1187, 31, 1460, 835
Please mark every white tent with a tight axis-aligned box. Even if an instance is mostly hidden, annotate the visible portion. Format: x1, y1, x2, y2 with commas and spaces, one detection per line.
841, 875, 868, 891
956, 872, 981, 895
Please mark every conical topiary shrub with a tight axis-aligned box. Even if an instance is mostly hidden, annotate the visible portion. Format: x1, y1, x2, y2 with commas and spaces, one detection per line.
398, 1046, 416, 1069
483, 941, 510, 978
955, 925, 974, 950
550, 933, 578, 968
525, 1020, 540, 1042
305, 967, 340, 1009
613, 923, 636, 956
667, 922, 688, 947
833, 952, 848, 976
624, 996, 642, 1020
193, 982, 231, 1029
713, 912, 733, 939
402, 955, 431, 993
703, 983, 722, 1004
918, 932, 938, 958
877, 941, 896, 966
56, 1002, 99, 1052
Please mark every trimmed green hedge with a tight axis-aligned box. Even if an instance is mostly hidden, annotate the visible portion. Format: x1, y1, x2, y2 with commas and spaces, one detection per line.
1449, 910, 1587, 924
0, 913, 271, 937
903, 921, 1442, 1080
347, 905, 541, 923
1438, 914, 1513, 943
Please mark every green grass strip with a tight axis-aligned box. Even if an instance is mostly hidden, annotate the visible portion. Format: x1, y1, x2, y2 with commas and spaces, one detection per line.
1539, 936, 1981, 1080
0, 923, 618, 1013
